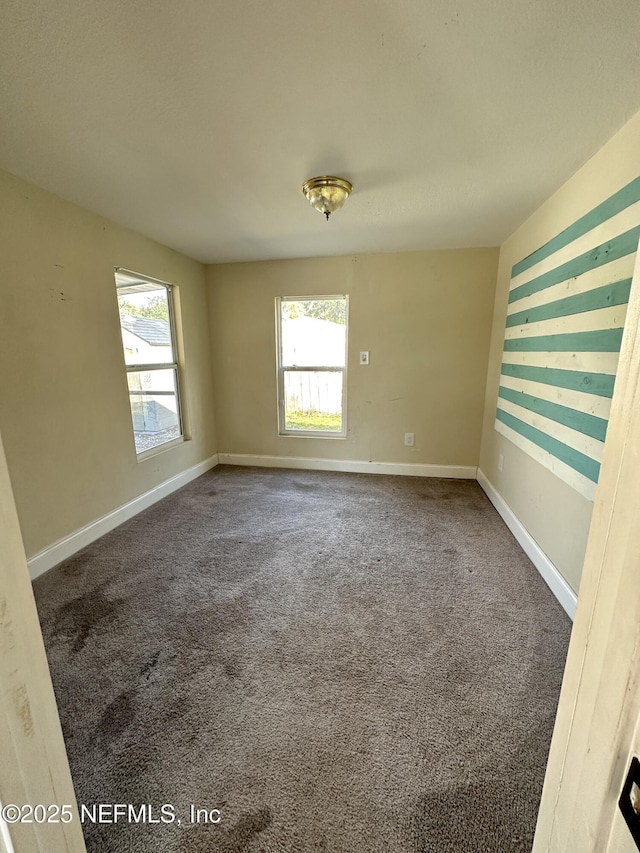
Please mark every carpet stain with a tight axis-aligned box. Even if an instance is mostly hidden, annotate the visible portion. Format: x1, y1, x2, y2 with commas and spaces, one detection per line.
140, 650, 161, 680
99, 689, 135, 740
53, 587, 121, 652
409, 781, 531, 852
446, 655, 477, 685
222, 657, 242, 680
58, 553, 93, 576
181, 806, 272, 852
222, 807, 272, 848
293, 480, 318, 491
170, 595, 251, 646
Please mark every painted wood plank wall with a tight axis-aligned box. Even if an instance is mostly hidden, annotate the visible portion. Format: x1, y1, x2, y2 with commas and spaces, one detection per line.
495, 177, 640, 501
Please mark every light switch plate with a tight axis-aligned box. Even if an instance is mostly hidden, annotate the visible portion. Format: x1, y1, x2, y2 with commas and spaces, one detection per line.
359, 351, 369, 365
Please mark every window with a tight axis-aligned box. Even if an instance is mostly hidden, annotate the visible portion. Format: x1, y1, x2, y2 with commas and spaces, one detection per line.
115, 269, 183, 456
276, 296, 348, 437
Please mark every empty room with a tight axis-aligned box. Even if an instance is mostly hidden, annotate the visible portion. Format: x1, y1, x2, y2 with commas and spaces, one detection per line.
2, 2, 640, 853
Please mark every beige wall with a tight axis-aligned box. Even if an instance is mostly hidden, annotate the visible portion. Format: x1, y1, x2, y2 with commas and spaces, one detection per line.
0, 169, 217, 560
479, 109, 640, 594
207, 248, 499, 466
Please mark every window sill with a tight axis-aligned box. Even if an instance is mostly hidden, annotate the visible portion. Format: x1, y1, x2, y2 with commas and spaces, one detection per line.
279, 431, 347, 440
136, 435, 185, 462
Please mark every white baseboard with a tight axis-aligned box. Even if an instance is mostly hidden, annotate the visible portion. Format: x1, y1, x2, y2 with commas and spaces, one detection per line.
476, 468, 577, 620
217, 453, 477, 480
28, 454, 219, 580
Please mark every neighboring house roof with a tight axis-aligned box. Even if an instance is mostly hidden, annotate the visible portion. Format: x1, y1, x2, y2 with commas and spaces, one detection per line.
120, 315, 171, 346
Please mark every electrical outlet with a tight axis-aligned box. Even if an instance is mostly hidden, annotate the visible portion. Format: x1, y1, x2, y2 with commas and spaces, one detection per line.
498, 453, 504, 472
404, 433, 414, 447
359, 351, 369, 365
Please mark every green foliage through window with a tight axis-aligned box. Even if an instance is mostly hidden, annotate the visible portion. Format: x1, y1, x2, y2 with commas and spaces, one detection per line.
281, 299, 346, 325
118, 294, 168, 320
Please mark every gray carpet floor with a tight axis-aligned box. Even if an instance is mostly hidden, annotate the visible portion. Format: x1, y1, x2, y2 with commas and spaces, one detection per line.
34, 467, 571, 852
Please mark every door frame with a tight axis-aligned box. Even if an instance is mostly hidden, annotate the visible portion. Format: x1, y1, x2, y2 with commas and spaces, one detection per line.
0, 434, 85, 853
533, 239, 640, 851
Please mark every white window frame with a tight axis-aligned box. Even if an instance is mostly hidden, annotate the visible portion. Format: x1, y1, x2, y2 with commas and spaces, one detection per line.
275, 295, 348, 439
115, 268, 184, 460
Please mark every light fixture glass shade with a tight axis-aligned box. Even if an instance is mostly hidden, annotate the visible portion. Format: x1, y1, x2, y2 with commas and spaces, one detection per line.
302, 176, 353, 220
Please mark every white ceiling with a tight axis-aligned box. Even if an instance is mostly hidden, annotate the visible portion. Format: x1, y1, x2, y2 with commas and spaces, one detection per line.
2, 0, 640, 264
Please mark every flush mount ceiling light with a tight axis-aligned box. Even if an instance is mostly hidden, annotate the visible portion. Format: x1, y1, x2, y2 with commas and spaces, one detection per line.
301, 175, 353, 221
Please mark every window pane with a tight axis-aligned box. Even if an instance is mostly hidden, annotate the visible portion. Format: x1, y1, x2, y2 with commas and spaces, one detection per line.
117, 283, 174, 365
284, 370, 343, 432
281, 299, 346, 367
127, 369, 181, 453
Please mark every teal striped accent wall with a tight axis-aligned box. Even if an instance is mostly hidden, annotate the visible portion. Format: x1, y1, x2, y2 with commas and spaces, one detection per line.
495, 176, 640, 501
511, 178, 640, 277
505, 279, 632, 328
